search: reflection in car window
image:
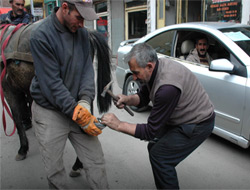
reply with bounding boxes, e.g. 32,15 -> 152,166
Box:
146,30 -> 175,56
220,27 -> 250,57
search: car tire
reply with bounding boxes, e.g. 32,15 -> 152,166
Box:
123,75 -> 149,112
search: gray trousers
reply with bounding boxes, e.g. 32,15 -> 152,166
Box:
32,101 -> 109,189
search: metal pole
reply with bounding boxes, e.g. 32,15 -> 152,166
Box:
30,0 -> 35,21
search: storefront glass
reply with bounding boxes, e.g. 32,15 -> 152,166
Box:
206,0 -> 242,23
95,1 -> 108,40
95,2 -> 107,13
97,16 -> 108,40
128,10 -> 147,39
125,0 -> 147,8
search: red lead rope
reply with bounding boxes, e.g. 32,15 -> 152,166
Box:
0,23 -> 25,136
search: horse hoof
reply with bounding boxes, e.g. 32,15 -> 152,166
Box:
15,154 -> 26,161
69,169 -> 81,177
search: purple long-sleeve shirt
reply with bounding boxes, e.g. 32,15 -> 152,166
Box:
134,61 -> 181,141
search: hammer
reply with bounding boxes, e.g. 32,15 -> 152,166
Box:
101,81 -> 134,116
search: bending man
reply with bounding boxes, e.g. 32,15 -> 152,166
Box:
102,43 -> 215,189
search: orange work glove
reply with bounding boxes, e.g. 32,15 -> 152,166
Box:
72,104 -> 102,136
72,104 -> 92,127
82,116 -> 102,136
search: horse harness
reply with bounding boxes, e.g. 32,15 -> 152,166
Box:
0,23 -> 27,136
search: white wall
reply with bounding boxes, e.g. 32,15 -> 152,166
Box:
150,0 -> 156,33
242,0 -> 250,24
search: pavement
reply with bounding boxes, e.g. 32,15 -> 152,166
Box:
0,59 -> 156,190
1,119 -> 155,190
2,58 -> 250,190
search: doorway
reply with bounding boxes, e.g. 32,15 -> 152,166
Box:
125,2 -> 147,40
127,10 -> 147,39
176,0 -> 202,23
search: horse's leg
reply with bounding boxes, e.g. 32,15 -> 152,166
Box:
21,93 -> 32,130
6,61 -> 34,131
2,77 -> 29,161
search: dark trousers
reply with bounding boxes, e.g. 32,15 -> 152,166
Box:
148,117 -> 214,189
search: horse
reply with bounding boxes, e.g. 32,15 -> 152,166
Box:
0,22 -> 112,168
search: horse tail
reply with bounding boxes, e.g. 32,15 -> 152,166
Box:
88,30 -> 112,113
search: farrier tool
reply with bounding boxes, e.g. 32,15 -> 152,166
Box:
95,118 -> 106,130
101,81 -> 134,116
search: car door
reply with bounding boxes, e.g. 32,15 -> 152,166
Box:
175,31 -> 247,137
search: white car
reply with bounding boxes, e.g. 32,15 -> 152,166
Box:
115,22 -> 250,149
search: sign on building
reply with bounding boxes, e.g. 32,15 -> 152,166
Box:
206,0 -> 242,22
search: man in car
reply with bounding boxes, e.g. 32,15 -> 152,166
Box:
101,43 -> 215,189
0,0 -> 31,24
186,35 -> 213,65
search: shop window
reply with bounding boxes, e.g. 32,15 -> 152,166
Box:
96,2 -> 107,13
206,0 -> 242,22
97,16 -> 108,40
125,0 -> 147,8
45,2 -> 56,16
128,10 -> 147,39
95,2 -> 108,40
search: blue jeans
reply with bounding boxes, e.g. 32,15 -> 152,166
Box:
148,116 -> 215,189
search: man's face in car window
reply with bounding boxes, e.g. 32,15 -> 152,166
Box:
196,38 -> 209,56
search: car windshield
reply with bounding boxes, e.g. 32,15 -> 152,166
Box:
220,27 -> 250,57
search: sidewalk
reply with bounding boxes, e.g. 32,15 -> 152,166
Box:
0,65 -> 155,189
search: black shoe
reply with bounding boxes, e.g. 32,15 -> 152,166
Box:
69,169 -> 81,177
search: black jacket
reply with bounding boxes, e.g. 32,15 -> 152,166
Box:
30,8 -> 95,118
0,10 -> 31,24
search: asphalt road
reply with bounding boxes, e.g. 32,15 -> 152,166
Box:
1,64 -> 250,189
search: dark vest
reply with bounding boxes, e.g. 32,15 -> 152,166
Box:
149,58 -> 214,125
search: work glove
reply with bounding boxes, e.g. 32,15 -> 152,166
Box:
72,100 -> 102,136
82,116 -> 102,136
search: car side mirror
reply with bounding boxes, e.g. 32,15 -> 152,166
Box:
209,59 -> 234,74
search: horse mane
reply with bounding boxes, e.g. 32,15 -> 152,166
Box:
88,30 -> 112,113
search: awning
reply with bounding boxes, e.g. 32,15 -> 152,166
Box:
0,8 -> 12,15
25,0 -> 44,6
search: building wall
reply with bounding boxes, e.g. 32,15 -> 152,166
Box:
149,0 -> 156,33
165,1 -> 176,26
110,0 -> 124,56
1,0 -> 10,7
242,0 -> 250,24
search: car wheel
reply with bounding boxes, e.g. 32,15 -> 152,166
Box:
123,75 -> 148,112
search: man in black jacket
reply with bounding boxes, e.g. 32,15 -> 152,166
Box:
30,1 -> 109,189
0,0 -> 31,24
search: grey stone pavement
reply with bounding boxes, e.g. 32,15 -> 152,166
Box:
0,59 -> 156,190
1,58 -> 250,190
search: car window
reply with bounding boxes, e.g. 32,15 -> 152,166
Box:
175,31 -> 215,67
146,30 -> 176,56
220,27 -> 250,57
175,30 -> 246,77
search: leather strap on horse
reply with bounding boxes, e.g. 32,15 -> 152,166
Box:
0,23 -> 25,136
